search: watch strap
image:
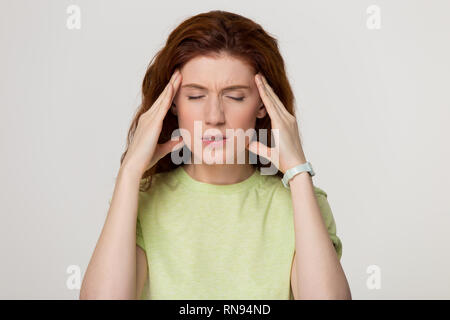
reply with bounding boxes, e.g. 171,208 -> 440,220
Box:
282,161 -> 315,188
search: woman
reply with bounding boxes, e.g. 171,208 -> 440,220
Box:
80,10 -> 351,300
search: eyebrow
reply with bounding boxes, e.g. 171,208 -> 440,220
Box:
181,83 -> 251,92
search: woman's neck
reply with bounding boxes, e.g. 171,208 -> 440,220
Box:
182,163 -> 256,185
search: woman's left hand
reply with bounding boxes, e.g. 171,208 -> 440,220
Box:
247,73 -> 307,174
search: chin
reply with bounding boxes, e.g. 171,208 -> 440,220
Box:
189,146 -> 247,165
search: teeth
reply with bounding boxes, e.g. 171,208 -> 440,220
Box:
204,137 -> 223,141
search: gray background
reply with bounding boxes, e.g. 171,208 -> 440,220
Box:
1,0 -> 449,299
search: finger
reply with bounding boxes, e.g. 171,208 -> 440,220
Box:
155,70 -> 180,111
157,71 -> 182,116
260,75 -> 289,118
141,72 -> 178,119
247,140 -> 273,162
255,74 -> 280,120
154,135 -> 184,162
256,73 -> 280,119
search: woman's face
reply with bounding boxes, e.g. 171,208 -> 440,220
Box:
172,54 -> 267,165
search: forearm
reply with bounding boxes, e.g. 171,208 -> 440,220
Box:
290,172 -> 351,299
80,165 -> 142,299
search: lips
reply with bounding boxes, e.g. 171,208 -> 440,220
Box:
202,134 -> 227,141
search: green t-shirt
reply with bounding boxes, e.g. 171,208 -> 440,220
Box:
135,166 -> 342,300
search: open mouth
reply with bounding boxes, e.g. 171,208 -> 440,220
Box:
202,135 -> 227,146
202,136 -> 226,141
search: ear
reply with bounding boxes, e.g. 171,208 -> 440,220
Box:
256,104 -> 267,119
170,103 -> 177,116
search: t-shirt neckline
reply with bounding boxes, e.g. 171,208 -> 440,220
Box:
174,165 -> 260,194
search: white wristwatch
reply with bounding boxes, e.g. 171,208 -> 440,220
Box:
282,161 -> 315,188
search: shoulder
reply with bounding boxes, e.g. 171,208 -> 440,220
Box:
137,169 -> 180,206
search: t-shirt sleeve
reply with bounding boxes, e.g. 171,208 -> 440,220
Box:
314,186 -> 343,260
136,214 -> 146,252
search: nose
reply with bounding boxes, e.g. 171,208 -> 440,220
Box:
204,97 -> 225,125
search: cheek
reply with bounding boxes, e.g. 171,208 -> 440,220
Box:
227,107 -> 258,131
175,107 -> 200,149
176,101 -> 258,132
176,103 -> 198,126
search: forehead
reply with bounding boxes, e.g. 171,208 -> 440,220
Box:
180,54 -> 254,89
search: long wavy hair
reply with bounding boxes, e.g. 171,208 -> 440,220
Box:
120,10 -> 296,192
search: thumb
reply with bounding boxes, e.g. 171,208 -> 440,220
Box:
156,136 -> 184,160
247,140 -> 272,161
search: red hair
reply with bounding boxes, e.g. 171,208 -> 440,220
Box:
120,10 -> 296,191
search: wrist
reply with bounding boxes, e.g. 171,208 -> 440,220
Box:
288,171 -> 314,198
282,161 -> 315,188
119,163 -> 144,182
290,170 -> 311,184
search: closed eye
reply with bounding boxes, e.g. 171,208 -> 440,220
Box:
188,96 -> 204,100
188,96 -> 245,101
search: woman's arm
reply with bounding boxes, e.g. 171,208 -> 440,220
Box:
80,166 -> 145,299
80,69 -> 182,299
251,73 -> 351,299
289,172 -> 351,299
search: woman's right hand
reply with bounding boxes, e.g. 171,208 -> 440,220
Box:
121,69 -> 184,177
